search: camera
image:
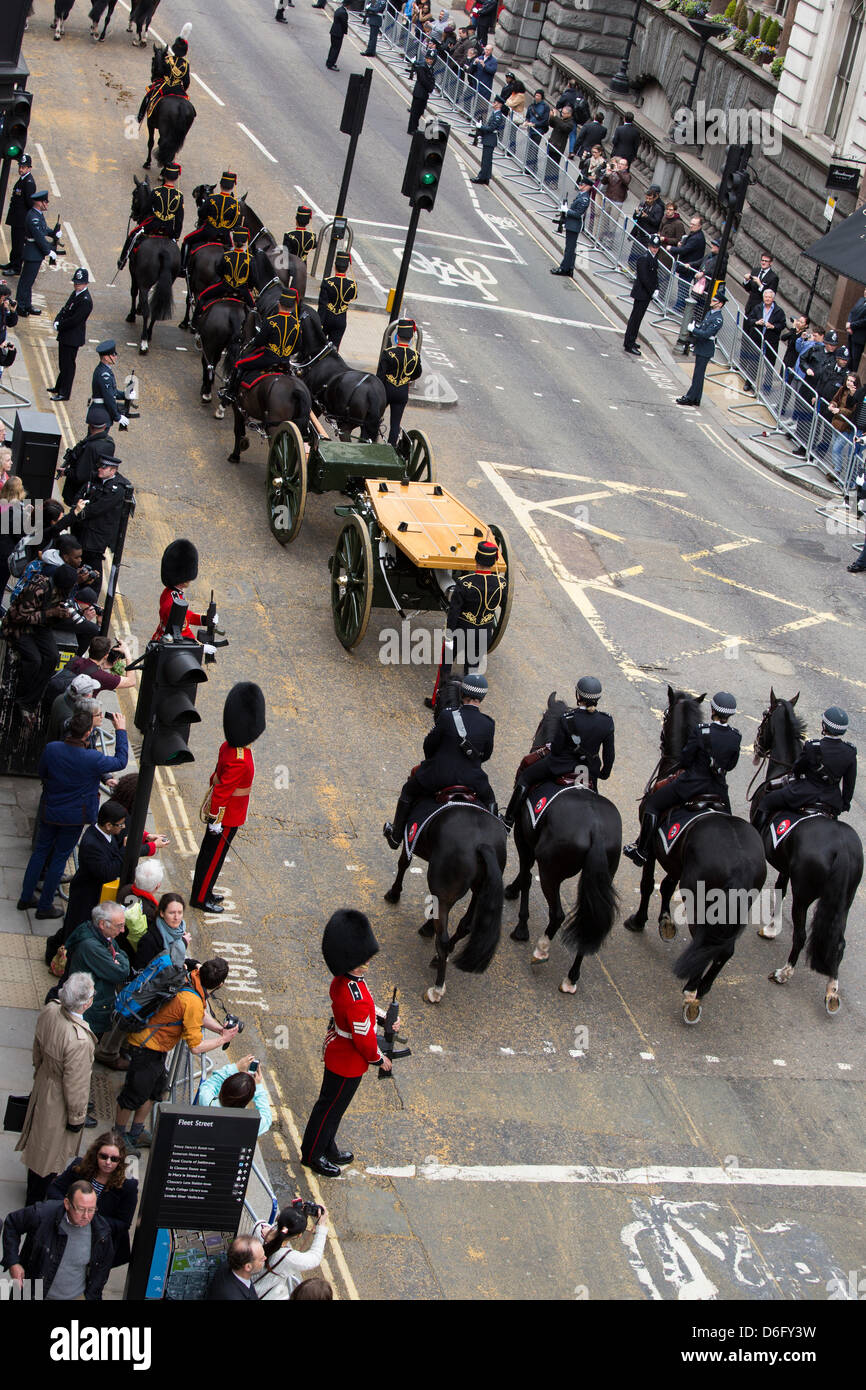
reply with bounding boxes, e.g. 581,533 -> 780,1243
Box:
221,1011 -> 244,1049
292,1197 -> 323,1221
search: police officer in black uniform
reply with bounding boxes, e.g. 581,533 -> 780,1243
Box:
429,538 -> 505,708
71,456 -> 133,590
182,173 -> 241,266
624,692 -> 741,865
501,675 -> 615,830
282,206 -> 317,263
377,319 -> 422,445
317,250 -> 357,350
384,670 -> 496,848
2,153 -> 36,275
16,192 -> 63,317
87,341 -> 131,429
49,268 -> 93,402
756,707 -> 857,829
58,411 -> 116,506
407,50 -> 437,134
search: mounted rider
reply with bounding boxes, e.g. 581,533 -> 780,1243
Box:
283,205 -> 317,263
117,163 -> 184,271
194,227 -> 256,322
182,172 -> 242,267
220,287 -> 301,404
384,671 -> 496,849
501,676 -> 615,830
428,538 -> 505,710
624,692 -> 741,865
137,28 -> 191,123
755,707 -> 856,830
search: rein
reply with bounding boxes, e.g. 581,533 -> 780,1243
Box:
293,340 -> 335,372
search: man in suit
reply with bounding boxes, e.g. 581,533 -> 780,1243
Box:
573,109 -> 607,159
326,2 -> 348,70
55,799 -> 128,951
675,289 -> 726,406
845,293 -> 866,372
49,269 -> 93,403
2,153 -> 36,275
741,287 -> 786,393
742,253 -> 779,317
672,214 -> 706,310
551,178 -> 593,276
523,90 -> 550,172
623,235 -> 660,355
610,112 -> 640,165
471,96 -> 506,185
207,1236 -> 265,1299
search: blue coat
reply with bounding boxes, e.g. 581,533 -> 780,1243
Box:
38,732 -> 129,826
478,109 -> 505,147
23,208 -> 56,263
90,361 -> 123,422
564,190 -> 591,232
690,308 -> 723,361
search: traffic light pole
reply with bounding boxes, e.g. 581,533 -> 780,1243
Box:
322,69 -> 372,282
119,747 -> 157,891
390,200 -> 422,325
100,483 -> 135,638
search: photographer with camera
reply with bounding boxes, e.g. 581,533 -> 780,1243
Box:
70,454 -> 133,592
251,1200 -> 330,1299
197,1054 -> 273,1136
1,564 -> 89,721
0,280 -> 19,358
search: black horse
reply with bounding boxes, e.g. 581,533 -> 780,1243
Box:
89,0 -> 119,41
295,307 -> 386,441
129,0 -> 161,46
179,192 -> 307,331
505,693 -> 621,994
126,177 -> 181,353
750,690 -> 862,1014
142,45 -> 196,170
623,687 -> 766,1024
194,252 -> 274,414
242,203 -> 308,303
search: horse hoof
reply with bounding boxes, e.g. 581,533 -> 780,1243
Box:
559,977 -> 578,994
139,342 -> 148,355
214,406 -> 225,420
509,923 -> 529,943
658,915 -> 677,942
239,437 -> 250,452
383,888 -> 400,904
125,313 -> 136,324
503,881 -> 520,901
193,335 -> 202,351
178,321 -> 189,331
757,923 -> 782,939
682,997 -> 702,1025
425,986 -> 445,1004
532,936 -> 550,962
769,966 -> 794,985
417,920 -> 435,938
623,915 -> 645,934
825,988 -> 841,1016
227,454 -> 240,464
201,394 -> 211,404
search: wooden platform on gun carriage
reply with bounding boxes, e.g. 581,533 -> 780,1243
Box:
365,480 -> 506,572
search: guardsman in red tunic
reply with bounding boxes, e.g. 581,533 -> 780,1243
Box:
301,910 -> 397,1178
152,539 -> 205,643
190,682 -> 266,913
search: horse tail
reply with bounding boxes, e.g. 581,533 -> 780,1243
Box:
149,245 -> 174,321
155,100 -> 195,167
807,840 -> 855,977
455,842 -> 503,974
673,870 -> 748,981
561,824 -> 619,956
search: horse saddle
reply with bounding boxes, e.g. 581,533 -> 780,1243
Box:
769,806 -> 836,849
434,785 -> 478,805
527,778 -> 593,830
516,743 -> 551,779
405,793 -> 493,859
658,801 -> 727,852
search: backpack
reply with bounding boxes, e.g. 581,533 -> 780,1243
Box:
7,532 -> 35,578
42,665 -> 77,705
112,951 -> 191,1034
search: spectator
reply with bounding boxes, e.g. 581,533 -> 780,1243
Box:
781,314 -> 810,377
0,475 -> 30,605
523,89 -> 550,172
630,185 -> 663,262
579,142 -> 606,185
197,1054 -> 272,1136
207,1236 -> 265,1300
325,1 -> 348,71
658,201 -> 685,265
291,1276 -> 334,1300
44,672 -> 101,744
546,104 -> 574,173
451,25 -> 475,64
58,415 -> 115,508
429,6 -> 450,40
70,455 -> 131,591
0,279 -> 19,348
118,855 -> 165,961
845,292 -> 866,372
114,957 -> 238,1155
610,111 -> 640,165
498,70 -> 523,104
17,708 -> 129,919
829,372 -> 866,472
459,45 -> 480,108
790,326 -> 828,455
2,1180 -> 114,1301
6,499 -> 67,593
504,80 -> 526,122
150,890 -> 193,967
15,973 -> 96,1204
1,562 -> 82,720
572,109 -> 607,160
742,253 -> 779,317
59,798 -> 128,941
68,633 -> 137,692
471,44 -> 497,102
64,902 -> 131,1038
672,214 -> 706,310
46,1129 -> 138,1267
741,287 -> 786,394
36,532 -> 101,651
252,1203 -> 330,1299
599,156 -> 631,206
471,0 -> 497,46
438,23 -> 457,56
0,446 -> 12,490
701,237 -> 724,283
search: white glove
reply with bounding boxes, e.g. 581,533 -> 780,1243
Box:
688,321 -> 696,333
202,643 -> 216,657
53,321 -> 59,332
207,819 -> 223,834
48,252 -> 57,266
212,613 -> 219,625
118,414 -> 130,428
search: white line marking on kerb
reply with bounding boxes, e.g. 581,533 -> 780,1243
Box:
366,1159 -> 866,1189
398,294 -> 619,328
62,224 -> 91,279
237,124 -> 277,163
193,74 -> 225,107
35,144 -> 60,198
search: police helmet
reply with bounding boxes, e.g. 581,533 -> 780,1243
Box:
822,706 -> 848,734
461,672 -> 488,701
72,268 -> 89,285
18,153 -> 32,168
576,675 -> 602,704
711,691 -> 737,718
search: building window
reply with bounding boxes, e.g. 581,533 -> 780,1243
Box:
824,2 -> 865,141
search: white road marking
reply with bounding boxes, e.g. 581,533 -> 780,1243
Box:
640,1051 -> 655,1061
705,1055 -> 719,1063
62,223 -> 91,279
35,144 -> 60,197
773,1058 -> 787,1067
368,1158 -> 866,1189
295,183 -> 385,299
283,860 -> 296,867
237,123 -> 278,163
837,1063 -> 852,1071
390,293 -> 619,328
349,217 -> 513,249
193,74 -> 225,107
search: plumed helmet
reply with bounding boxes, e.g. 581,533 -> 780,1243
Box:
160,538 -> 199,588
223,682 -> 267,747
576,675 -> 602,703
822,706 -> 848,734
322,909 -> 380,976
475,538 -> 498,568
295,205 -> 313,226
172,36 -> 189,55
711,691 -> 737,717
461,671 -> 488,700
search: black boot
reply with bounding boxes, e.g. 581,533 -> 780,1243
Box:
384,794 -> 413,850
219,367 -> 240,405
624,812 -> 657,866
500,782 -> 526,832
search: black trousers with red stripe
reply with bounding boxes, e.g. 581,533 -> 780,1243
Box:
191,824 -> 237,906
301,1067 -> 363,1164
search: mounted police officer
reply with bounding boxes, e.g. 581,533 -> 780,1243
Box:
377,319 -> 423,446
2,153 -> 36,276
429,537 -> 505,708
624,692 -> 741,865
501,676 -> 615,830
471,95 -> 506,185
220,287 -> 300,404
137,30 -> 191,122
182,172 -> 241,267
282,206 -> 317,264
194,227 -> 256,323
756,707 -> 857,829
317,250 -> 357,350
50,268 -> 93,402
86,341 -> 131,430
384,671 -> 496,849
117,163 -> 184,271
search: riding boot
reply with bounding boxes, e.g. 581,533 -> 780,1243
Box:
624,812 -> 657,866
383,794 -> 414,850
500,782 -> 527,832
219,365 -> 241,405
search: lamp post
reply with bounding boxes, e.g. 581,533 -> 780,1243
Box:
609,0 -> 642,96
682,17 -> 721,113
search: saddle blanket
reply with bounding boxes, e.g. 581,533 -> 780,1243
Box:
527,780 -> 593,830
658,805 -> 721,853
405,797 -> 497,861
769,809 -> 823,849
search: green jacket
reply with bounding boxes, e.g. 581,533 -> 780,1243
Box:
64,921 -> 131,1035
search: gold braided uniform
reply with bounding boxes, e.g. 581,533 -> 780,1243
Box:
379,343 -> 422,388
162,52 -> 189,93
283,227 -> 317,262
220,247 -> 252,290
319,274 -> 358,316
149,186 -> 184,237
204,191 -> 241,232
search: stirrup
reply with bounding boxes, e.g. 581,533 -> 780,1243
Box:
382,822 -> 401,850
623,842 -> 646,865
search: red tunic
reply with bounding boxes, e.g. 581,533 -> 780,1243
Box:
207,743 -> 255,828
323,975 -> 383,1078
152,586 -> 204,642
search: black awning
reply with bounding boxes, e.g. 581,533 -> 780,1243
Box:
803,203 -> 866,284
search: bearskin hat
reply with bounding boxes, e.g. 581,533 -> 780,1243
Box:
322,909 -> 380,977
223,682 -> 266,748
160,538 -> 199,588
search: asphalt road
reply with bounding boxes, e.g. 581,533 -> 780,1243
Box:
9,1 -> 866,1302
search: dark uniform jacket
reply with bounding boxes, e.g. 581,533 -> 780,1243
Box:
5,169 -> 36,228
416,703 -> 496,799
249,309 -> 300,363
23,208 -> 58,263
62,826 -> 125,932
446,569 -> 504,629
331,5 -> 349,37
148,185 -> 184,238
318,273 -> 358,318
478,108 -> 505,147
690,308 -> 724,361
158,50 -> 190,94
631,252 -> 659,303
283,227 -> 317,262
548,707 -> 615,783
1,1200 -> 114,1300
72,471 -> 131,555
789,737 -> 857,812
377,343 -> 423,390
61,433 -> 115,505
200,191 -> 241,233
218,247 -> 252,289
564,189 -> 591,232
675,721 -> 741,797
90,362 -> 124,423
411,61 -> 436,101
610,122 -> 640,163
54,288 -> 93,347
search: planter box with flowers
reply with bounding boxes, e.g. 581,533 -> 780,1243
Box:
659,0 -> 784,79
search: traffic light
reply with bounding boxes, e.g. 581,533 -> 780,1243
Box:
402,121 -> 450,212
718,143 -> 750,215
139,642 -> 207,766
1,90 -> 32,161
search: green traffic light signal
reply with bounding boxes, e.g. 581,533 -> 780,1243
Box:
1,92 -> 33,162
421,171 -> 437,186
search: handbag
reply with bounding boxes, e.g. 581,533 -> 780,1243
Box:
4,1093 -> 30,1132
49,944 -> 67,978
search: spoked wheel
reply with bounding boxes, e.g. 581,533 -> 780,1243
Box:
266,421 -> 307,545
486,522 -> 514,654
402,428 -> 436,482
331,514 -> 374,650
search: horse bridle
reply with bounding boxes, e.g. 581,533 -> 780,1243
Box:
292,340 -> 336,373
